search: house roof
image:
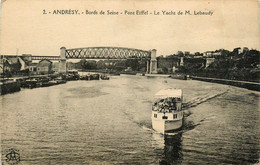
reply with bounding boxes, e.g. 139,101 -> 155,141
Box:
37,59 -> 52,67
6,57 -> 19,64
19,57 -> 31,65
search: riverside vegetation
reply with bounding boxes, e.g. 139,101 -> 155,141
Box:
176,49 -> 260,83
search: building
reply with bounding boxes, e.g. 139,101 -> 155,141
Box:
0,59 -> 12,74
36,59 -> 53,74
203,51 -> 222,57
0,57 -> 22,74
28,63 -> 38,75
0,56 -> 33,76
52,62 -> 60,73
21,54 -> 32,62
17,57 -> 29,71
243,47 -> 249,53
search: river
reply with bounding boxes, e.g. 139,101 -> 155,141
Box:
1,75 -> 259,164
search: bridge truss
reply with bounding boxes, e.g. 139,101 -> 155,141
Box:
65,47 -> 151,59
31,56 -> 60,60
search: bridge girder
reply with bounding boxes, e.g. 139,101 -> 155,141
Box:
65,47 -> 151,59
31,56 -> 60,60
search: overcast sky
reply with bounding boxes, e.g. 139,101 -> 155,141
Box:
0,0 -> 259,56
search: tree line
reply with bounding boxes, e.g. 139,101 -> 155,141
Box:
176,49 -> 260,82
69,59 -> 147,73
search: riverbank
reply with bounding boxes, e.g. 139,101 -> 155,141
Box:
191,76 -> 260,91
145,74 -> 170,77
2,72 -> 259,95
0,72 -> 112,95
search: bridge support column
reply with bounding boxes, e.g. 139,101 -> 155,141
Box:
149,49 -> 157,74
146,60 -> 150,74
59,47 -> 67,74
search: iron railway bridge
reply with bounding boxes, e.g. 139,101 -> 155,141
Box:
65,47 -> 151,59
1,47 -> 158,73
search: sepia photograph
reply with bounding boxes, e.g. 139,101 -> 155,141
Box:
0,0 -> 259,164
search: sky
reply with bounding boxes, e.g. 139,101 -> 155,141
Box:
0,0 -> 259,56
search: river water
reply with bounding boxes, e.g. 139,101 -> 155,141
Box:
1,75 -> 259,165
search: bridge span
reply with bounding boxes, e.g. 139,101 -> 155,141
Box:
59,47 -> 157,74
1,46 -> 158,74
65,47 -> 151,59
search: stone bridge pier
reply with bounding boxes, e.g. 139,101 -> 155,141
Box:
147,49 -> 157,74
59,47 -> 67,74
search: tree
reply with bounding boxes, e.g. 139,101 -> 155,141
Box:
85,60 -> 97,69
96,60 -> 106,69
177,51 -> 184,57
162,67 -> 168,74
79,59 -> 87,69
125,59 -> 139,71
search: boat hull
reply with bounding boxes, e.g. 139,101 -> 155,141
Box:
152,118 -> 183,134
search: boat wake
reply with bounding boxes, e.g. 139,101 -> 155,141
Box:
183,90 -> 228,110
123,89 -> 228,135
141,125 -> 154,132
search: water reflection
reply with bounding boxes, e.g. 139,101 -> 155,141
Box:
159,133 -> 183,165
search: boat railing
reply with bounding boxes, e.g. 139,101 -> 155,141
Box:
152,107 -> 182,113
152,101 -> 182,112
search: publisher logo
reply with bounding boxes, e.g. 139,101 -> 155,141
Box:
5,148 -> 20,165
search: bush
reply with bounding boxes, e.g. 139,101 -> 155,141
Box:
162,67 -> 168,74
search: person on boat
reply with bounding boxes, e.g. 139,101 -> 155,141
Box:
176,102 -> 181,111
153,102 -> 159,111
158,101 -> 166,112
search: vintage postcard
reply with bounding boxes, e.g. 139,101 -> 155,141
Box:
0,0 -> 259,164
